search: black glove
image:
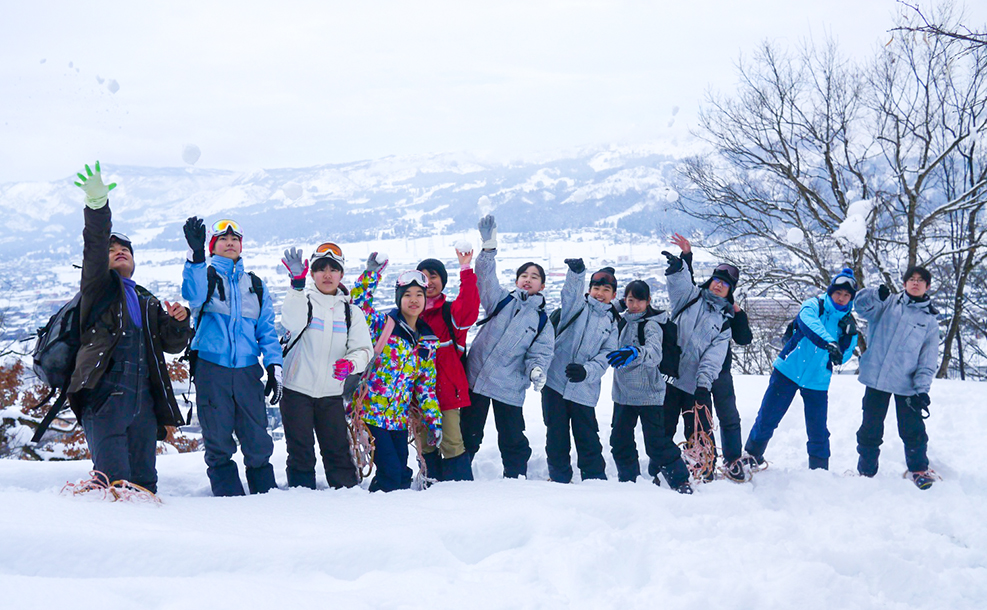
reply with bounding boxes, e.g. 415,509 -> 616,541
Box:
265,364 -> 283,405
693,386 -> 712,407
825,342 -> 843,366
661,250 -> 683,275
564,258 -> 585,274
565,363 -> 587,383
878,285 -> 890,301
838,313 -> 858,337
184,216 -> 206,263
906,393 -> 931,419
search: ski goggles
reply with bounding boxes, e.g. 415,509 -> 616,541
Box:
712,263 -> 740,286
396,269 -> 429,289
211,219 -> 243,238
311,241 -> 345,265
831,275 -> 858,292
109,232 -> 131,244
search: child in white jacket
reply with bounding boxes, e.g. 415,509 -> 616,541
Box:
279,242 -> 373,489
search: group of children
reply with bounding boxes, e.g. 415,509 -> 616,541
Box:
70,163 -> 942,495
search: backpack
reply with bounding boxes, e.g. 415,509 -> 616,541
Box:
29,288 -> 116,443
631,305 -> 682,379
280,286 -> 353,358
782,297 -> 825,344
183,266 -> 265,380
475,293 -> 549,348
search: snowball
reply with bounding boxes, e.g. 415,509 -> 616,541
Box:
834,215 -> 867,248
182,144 -> 201,165
375,252 -> 389,266
106,79 -> 119,94
455,239 -> 473,254
786,227 -> 805,244
95,75 -> 104,84
282,183 -> 303,200
477,195 -> 493,216
846,199 -> 873,219
39,58 -> 46,64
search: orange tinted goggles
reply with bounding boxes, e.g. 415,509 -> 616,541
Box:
211,219 -> 243,237
311,242 -> 345,266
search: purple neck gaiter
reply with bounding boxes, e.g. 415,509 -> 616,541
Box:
121,277 -> 143,329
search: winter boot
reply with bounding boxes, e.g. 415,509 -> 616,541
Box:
207,462 -> 246,497
441,452 -> 474,482
808,455 -> 829,470
661,458 -> 693,495
723,459 -> 747,483
245,464 -> 277,494
907,470 -> 936,490
286,468 -> 317,490
422,451 -> 443,482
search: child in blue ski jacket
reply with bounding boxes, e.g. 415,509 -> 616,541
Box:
744,268 -> 859,470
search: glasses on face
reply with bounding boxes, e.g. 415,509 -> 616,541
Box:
396,269 -> 429,289
311,241 -> 345,266
211,219 -> 243,238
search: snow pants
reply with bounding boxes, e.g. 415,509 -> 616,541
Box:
610,403 -> 684,482
419,408 -> 472,481
856,386 -> 930,475
195,360 -> 276,496
711,367 -> 743,463
745,369 -> 830,470
463,391 -> 532,478
541,387 -> 606,483
367,425 -> 412,492
280,388 -> 357,489
81,323 -> 158,492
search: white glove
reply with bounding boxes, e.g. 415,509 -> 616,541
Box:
74,161 -> 117,209
530,366 -> 546,392
478,215 -> 497,250
431,427 -> 443,448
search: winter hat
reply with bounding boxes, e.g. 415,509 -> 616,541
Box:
395,269 -> 429,307
416,258 -> 448,289
516,262 -> 546,285
827,267 -> 858,299
590,267 -> 618,291
903,265 -> 932,286
109,232 -> 133,256
208,219 -> 244,254
701,263 -> 740,298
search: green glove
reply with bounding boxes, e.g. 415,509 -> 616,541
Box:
74,161 -> 117,209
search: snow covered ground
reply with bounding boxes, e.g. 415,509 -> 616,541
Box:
1,374 -> 984,609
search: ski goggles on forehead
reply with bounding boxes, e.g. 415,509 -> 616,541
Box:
211,219 -> 243,237
713,263 -> 740,285
311,241 -> 345,263
396,269 -> 428,289
832,275 -> 858,291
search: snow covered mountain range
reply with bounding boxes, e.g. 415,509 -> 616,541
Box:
0,144 -> 701,260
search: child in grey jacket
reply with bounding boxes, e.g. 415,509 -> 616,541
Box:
607,280 -> 693,494
854,265 -> 940,489
542,259 -> 619,483
460,215 -> 555,478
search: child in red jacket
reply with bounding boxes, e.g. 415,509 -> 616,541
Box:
415,245 -> 480,481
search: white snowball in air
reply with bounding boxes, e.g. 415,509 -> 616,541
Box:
455,239 -> 473,253
182,144 -> 201,165
786,227 -> 805,244
283,183 -> 303,200
477,195 -> 493,216
375,252 -> 389,265
106,79 -> 120,94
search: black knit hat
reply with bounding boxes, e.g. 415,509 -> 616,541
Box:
590,267 -> 617,291
416,258 -> 448,289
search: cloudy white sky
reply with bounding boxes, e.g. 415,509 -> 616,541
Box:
2,1 -> 984,183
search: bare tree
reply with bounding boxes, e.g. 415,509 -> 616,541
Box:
893,1 -> 987,51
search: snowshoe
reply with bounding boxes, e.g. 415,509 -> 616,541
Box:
722,459 -> 750,483
905,470 -> 938,490
740,453 -> 766,472
672,481 -> 694,495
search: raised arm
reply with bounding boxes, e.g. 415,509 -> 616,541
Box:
559,259 -> 587,325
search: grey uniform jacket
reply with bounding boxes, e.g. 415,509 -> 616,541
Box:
467,249 -> 555,407
545,268 -> 620,406
665,265 -> 733,395
855,287 -> 940,396
611,310 -> 667,407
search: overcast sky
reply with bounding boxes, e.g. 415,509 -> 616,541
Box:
2,1 -> 983,184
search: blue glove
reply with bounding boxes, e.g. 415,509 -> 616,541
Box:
606,346 -> 639,368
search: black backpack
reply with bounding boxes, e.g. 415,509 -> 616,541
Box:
630,305 -> 683,379
782,297 -> 825,344
30,289 -> 115,443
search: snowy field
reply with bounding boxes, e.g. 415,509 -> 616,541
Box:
1,374 -> 985,610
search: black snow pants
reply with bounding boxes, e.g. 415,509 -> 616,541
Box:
280,388 -> 358,489
541,387 -> 606,483
856,386 -> 930,475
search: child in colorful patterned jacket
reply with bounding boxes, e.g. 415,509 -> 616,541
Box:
350,252 -> 442,492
